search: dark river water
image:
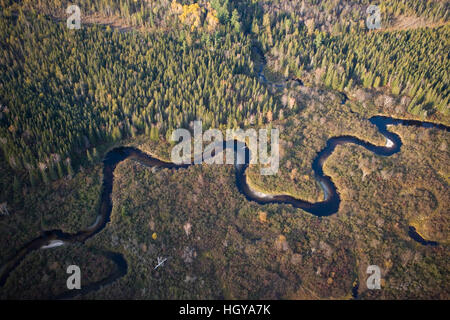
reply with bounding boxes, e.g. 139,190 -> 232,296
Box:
1,50 -> 449,298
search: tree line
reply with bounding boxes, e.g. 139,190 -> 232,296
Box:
0,5 -> 277,187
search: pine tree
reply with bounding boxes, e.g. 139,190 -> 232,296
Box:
49,164 -> 58,181
29,170 -> 38,187
67,160 -> 74,178
251,18 -> 259,34
41,169 -> 50,185
231,9 -> 241,33
13,176 -> 21,204
57,161 -> 65,179
150,126 -> 159,142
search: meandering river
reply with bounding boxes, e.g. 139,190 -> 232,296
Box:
1,52 -> 448,299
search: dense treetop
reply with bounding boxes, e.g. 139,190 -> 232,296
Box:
0,0 -> 448,189
0,4 -> 275,185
